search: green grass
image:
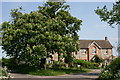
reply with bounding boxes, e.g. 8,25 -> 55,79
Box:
28,68 -> 89,76
29,69 -> 65,76
14,66 -> 89,76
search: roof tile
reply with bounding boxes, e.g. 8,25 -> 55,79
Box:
80,40 -> 113,49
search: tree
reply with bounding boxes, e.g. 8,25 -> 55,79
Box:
95,1 -> 120,27
1,2 -> 82,67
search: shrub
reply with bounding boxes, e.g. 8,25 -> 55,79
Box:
2,58 -> 18,70
73,59 -> 99,69
52,61 -> 66,69
90,55 -> 103,64
99,57 -> 120,80
1,66 -> 12,80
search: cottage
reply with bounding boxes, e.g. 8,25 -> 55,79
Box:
73,37 -> 113,61
51,37 -> 113,62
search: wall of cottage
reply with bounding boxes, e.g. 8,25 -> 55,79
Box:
89,44 -> 100,61
74,49 -> 88,60
77,44 -> 112,61
100,49 -> 112,59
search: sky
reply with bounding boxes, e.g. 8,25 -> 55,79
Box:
0,1 -> 118,58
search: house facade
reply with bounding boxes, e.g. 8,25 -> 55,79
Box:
73,37 -> 113,61
51,37 -> 113,61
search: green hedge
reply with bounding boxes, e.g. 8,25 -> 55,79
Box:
52,61 -> 66,69
99,57 -> 120,80
73,59 -> 99,69
2,58 -> 18,70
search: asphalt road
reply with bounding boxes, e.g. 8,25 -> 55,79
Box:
9,69 -> 101,80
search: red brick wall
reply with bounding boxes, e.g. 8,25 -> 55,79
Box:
78,43 -> 112,61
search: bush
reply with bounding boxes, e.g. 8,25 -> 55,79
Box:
73,59 -> 99,69
99,57 -> 120,80
90,55 -> 103,64
52,61 -> 66,69
1,66 -> 12,80
2,58 -> 18,70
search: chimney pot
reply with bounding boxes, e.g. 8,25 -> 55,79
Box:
105,37 -> 108,40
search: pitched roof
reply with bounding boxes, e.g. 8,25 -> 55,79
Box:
80,40 -> 113,49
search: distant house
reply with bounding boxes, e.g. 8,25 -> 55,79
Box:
73,37 -> 113,61
51,37 -> 113,62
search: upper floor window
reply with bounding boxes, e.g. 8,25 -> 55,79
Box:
82,50 -> 87,54
104,49 -> 108,54
92,49 -> 96,54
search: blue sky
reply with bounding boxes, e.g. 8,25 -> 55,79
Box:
0,2 -> 118,58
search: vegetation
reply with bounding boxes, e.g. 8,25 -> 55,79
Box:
1,1 -> 82,68
99,57 -> 120,80
95,1 -> 120,79
1,57 -> 96,76
90,55 -> 103,64
15,67 -> 88,76
1,59 -> 88,76
73,59 -> 99,69
95,1 -> 120,27
0,66 -> 11,80
52,61 -> 66,69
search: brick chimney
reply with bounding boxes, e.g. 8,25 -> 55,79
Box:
105,37 -> 108,41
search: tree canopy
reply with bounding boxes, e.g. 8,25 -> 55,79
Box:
95,1 -> 120,27
1,2 -> 82,66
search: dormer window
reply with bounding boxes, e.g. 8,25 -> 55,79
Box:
104,49 -> 108,54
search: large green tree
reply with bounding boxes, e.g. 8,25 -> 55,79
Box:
1,2 -> 82,67
95,1 -> 120,27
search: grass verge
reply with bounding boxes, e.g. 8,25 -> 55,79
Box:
29,68 -> 89,76
14,66 -> 89,76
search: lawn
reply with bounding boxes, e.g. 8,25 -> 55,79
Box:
14,66 -> 89,76
28,68 -> 89,76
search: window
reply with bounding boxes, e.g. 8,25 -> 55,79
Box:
82,50 -> 86,54
104,49 -> 108,54
92,49 -> 96,54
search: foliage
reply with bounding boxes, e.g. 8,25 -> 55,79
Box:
12,66 -> 88,76
64,54 -> 73,63
2,58 -> 18,70
99,57 -> 120,80
95,1 -> 120,27
90,55 -> 103,64
1,2 -> 82,67
73,59 -> 99,69
0,66 -> 11,80
52,61 -> 66,68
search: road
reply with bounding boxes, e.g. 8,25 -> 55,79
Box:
9,69 -> 101,80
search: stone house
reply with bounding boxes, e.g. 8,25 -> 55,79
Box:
51,37 -> 113,62
73,37 -> 113,61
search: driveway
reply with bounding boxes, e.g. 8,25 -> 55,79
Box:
10,69 -> 102,80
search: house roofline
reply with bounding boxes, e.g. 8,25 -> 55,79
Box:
88,41 -> 101,49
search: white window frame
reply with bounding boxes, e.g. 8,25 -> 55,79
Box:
104,49 -> 108,55
92,49 -> 96,54
82,50 -> 87,54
